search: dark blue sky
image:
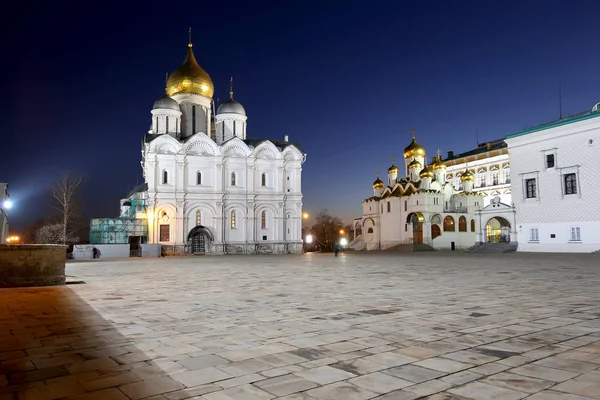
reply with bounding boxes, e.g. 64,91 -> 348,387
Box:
2,0 -> 600,232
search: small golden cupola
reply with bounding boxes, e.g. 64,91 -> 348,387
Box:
166,36 -> 214,98
461,169 -> 475,182
408,159 -> 422,170
419,164 -> 434,179
387,159 -> 399,185
372,177 -> 385,189
388,162 -> 399,174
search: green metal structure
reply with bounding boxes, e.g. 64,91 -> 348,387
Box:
90,198 -> 148,244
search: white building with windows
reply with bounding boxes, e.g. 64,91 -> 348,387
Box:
351,134 -> 517,251
506,103 -> 600,252
101,38 -> 305,255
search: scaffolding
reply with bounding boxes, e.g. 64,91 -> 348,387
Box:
90,198 -> 148,244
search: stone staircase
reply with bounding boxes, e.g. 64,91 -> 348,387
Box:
469,242 -> 518,253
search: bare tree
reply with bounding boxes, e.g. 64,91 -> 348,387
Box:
310,209 -> 344,251
35,223 -> 78,244
52,173 -> 83,245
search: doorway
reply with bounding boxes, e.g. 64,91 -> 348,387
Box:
486,217 -> 511,243
187,225 -> 214,255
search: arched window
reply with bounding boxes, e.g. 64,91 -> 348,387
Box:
192,105 -> 196,134
261,211 -> 266,229
459,216 -> 467,232
368,227 -> 374,233
196,211 -> 201,226
231,211 -> 236,229
432,224 -> 441,239
471,219 -> 476,232
231,172 -> 236,186
163,171 -> 168,184
261,173 -> 267,187
443,216 -> 455,231
197,171 -> 202,185
166,116 -> 169,132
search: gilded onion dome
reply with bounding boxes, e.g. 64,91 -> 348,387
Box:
433,156 -> 447,170
408,159 -> 422,169
403,137 -> 426,159
388,162 -> 399,174
419,164 -> 434,179
166,43 -> 214,98
373,177 -> 385,189
461,169 -> 475,182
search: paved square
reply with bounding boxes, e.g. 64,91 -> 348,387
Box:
1,252 -> 599,399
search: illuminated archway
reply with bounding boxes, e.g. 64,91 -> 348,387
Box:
485,217 -> 511,243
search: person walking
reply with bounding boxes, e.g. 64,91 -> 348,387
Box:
92,247 -> 98,259
333,243 -> 340,257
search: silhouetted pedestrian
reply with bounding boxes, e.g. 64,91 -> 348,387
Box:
333,243 -> 339,257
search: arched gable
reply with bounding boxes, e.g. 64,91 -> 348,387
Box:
363,217 -> 375,227
154,203 -> 177,219
253,141 -> 281,160
282,145 -> 303,161
185,202 -> 218,220
221,137 -> 251,158
184,133 -> 220,156
149,135 -> 181,154
255,202 -> 279,216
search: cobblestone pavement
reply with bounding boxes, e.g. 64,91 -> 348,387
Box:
1,251 -> 600,399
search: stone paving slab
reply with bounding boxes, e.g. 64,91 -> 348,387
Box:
0,251 -> 599,399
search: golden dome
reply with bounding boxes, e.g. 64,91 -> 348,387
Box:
419,164 -> 434,179
372,177 -> 384,189
404,138 -> 426,159
166,43 -> 214,98
433,156 -> 447,170
461,169 -> 475,182
388,163 -> 399,174
408,159 -> 422,170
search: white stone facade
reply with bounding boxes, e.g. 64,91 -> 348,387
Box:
506,107 -> 600,253
119,41 -> 306,255
352,138 -> 516,251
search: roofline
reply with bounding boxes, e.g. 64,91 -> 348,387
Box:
507,110 -> 600,139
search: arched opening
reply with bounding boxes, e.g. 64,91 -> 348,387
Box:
443,216 -> 455,231
197,171 -> 202,185
196,211 -> 201,226
432,224 -> 441,239
368,227 -> 374,233
162,171 -> 168,184
458,216 -> 467,232
486,217 -> 511,243
408,213 -> 423,244
261,173 -> 267,187
187,225 -> 214,254
231,211 -> 236,229
231,172 -> 236,186
354,222 -> 362,238
470,219 -> 475,232
261,211 -> 266,229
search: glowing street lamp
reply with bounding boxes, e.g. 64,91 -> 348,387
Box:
339,229 -> 345,235
305,234 -> 313,244
340,238 -> 348,247
6,236 -> 20,243
302,212 -> 309,220
2,199 -> 12,209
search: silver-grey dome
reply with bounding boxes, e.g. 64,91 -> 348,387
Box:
153,96 -> 181,111
217,99 -> 246,116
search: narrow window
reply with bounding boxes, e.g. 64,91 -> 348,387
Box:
196,211 -> 201,226
564,173 -> 577,195
166,116 -> 169,132
470,219 -> 475,232
155,117 -> 158,132
192,105 -> 196,134
262,173 -> 266,187
159,224 -> 170,241
570,227 -> 581,241
492,172 -> 498,186
231,172 -> 236,186
163,171 -> 168,184
530,228 -> 539,241
404,201 -> 407,212
261,211 -> 266,229
368,227 -> 374,233
197,171 -> 202,185
231,211 -> 236,229
458,216 -> 467,232
443,216 -> 455,232
525,178 -> 536,198
546,154 -> 555,168
233,121 -> 236,136
387,202 -> 391,212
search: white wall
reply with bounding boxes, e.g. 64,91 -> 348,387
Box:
73,244 -> 130,259
506,111 -> 600,253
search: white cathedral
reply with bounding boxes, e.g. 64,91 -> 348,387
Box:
101,38 -> 306,255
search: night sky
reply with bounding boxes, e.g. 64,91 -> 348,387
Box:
3,0 -> 600,233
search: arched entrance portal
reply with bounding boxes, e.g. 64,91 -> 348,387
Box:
187,226 -> 214,254
486,217 -> 511,243
407,213 -> 424,244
